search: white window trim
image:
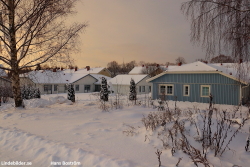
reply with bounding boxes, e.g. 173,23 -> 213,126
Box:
200,85 -> 211,97
159,84 -> 166,94
166,84 -> 174,95
183,85 -> 190,96
159,84 -> 174,95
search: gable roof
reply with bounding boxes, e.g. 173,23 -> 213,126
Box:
64,67 -> 108,75
147,61 -> 250,84
109,74 -> 149,85
20,70 -> 97,84
90,74 -> 111,85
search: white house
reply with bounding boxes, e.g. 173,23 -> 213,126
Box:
109,74 -> 151,95
20,69 -> 111,95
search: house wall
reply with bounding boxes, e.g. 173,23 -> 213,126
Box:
150,73 -> 241,105
97,69 -> 111,77
29,75 -> 98,95
20,77 -> 36,87
111,76 -> 152,95
73,75 -> 97,93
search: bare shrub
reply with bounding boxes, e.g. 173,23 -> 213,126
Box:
123,124 -> 138,136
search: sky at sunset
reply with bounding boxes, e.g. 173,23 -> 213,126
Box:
72,0 -> 206,68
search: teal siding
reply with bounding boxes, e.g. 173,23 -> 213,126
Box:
151,73 -> 241,105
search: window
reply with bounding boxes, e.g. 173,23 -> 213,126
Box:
95,85 -> 101,92
159,84 -> 174,95
54,85 -> 58,91
159,85 -> 166,94
183,85 -> 190,96
44,85 -> 52,94
139,86 -> 141,92
75,85 -> 79,91
149,86 -> 151,92
141,86 -> 145,92
201,85 -> 210,97
84,85 -> 91,92
166,85 -> 173,95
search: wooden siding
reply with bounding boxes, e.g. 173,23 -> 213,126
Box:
151,73 -> 241,105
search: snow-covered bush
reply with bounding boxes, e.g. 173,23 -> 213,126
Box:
21,86 -> 40,100
100,77 -> 108,102
67,84 -> 75,102
129,78 -> 136,104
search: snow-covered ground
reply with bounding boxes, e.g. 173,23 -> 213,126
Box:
0,93 -> 250,167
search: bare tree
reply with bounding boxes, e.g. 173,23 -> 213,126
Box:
181,0 -> 250,62
107,61 -> 120,77
175,57 -> 186,65
0,0 -> 86,107
210,54 -> 234,63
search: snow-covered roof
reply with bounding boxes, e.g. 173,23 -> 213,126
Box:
129,66 -> 176,74
147,61 -> 250,84
63,67 -> 106,74
0,64 -> 7,77
20,70 -> 97,84
90,74 -> 111,85
109,74 -> 148,85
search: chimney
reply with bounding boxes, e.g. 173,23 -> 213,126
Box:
142,64 -> 144,67
156,64 -> 159,67
53,68 -> 56,72
229,72 -> 232,75
178,62 -> 182,66
221,63 -> 223,65
75,67 -> 78,71
86,66 -> 90,71
61,67 -> 64,71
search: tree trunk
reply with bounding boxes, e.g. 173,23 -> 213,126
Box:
11,67 -> 22,107
8,0 -> 23,107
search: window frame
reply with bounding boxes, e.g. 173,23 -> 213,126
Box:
159,84 -> 166,94
166,84 -> 174,95
183,85 -> 190,96
159,84 -> 174,95
200,85 -> 211,97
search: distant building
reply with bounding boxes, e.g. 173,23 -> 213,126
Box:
109,74 -> 151,95
20,68 -> 111,94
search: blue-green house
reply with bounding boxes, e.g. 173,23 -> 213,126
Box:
147,61 -> 250,105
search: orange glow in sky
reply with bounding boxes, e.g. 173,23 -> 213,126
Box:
71,0 -> 205,68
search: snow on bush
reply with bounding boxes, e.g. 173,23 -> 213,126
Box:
24,96 -> 73,108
